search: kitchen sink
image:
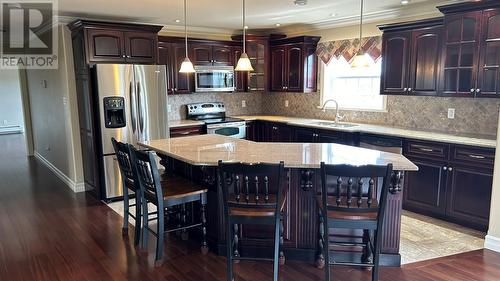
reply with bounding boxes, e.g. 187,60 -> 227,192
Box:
303,121 -> 358,128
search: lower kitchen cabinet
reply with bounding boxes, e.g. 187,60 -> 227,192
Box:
261,122 -> 292,142
170,125 -> 204,138
245,121 -> 258,141
293,126 -> 355,145
403,139 -> 494,230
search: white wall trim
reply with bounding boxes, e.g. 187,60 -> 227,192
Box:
485,235 -> 500,253
34,151 -> 86,193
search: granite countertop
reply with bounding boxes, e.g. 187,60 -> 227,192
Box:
139,134 -> 418,171
234,115 -> 497,149
169,119 -> 204,128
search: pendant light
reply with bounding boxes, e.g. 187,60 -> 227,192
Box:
235,0 -> 254,71
179,0 -> 195,73
350,0 -> 372,68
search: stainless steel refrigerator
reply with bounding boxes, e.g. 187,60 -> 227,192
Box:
95,64 -> 169,200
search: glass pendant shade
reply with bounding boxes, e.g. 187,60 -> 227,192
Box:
235,52 -> 253,71
179,57 -> 195,73
351,52 -> 372,68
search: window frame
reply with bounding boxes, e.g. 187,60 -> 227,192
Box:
319,59 -> 387,113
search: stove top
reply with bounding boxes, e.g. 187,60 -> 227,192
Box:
201,117 -> 244,125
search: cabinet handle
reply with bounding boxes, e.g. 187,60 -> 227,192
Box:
476,88 -> 481,94
443,166 -> 447,170
174,88 -> 178,91
448,167 -> 453,171
468,154 -> 486,159
403,88 -> 407,92
470,88 -> 475,93
122,55 -> 126,58
419,147 -> 434,152
408,88 -> 412,92
126,55 -> 130,58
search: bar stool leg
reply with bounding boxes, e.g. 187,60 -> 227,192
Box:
201,202 -> 208,255
233,224 -> 240,262
122,187 -> 129,236
273,217 -> 280,281
316,208 -> 325,269
133,193 -> 141,245
279,213 -> 285,265
226,219 -> 234,281
155,205 -> 165,266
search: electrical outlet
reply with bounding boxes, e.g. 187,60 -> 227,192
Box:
42,80 -> 47,88
285,100 -> 289,107
447,108 -> 455,119
167,104 -> 172,113
241,100 -> 246,108
2,120 -> 7,125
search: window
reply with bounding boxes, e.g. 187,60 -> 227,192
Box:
320,57 -> 386,112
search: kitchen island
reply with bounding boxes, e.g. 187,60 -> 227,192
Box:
139,134 -> 418,266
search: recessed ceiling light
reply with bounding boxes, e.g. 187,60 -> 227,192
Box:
294,0 -> 307,6
174,19 -> 181,23
244,25 -> 249,29
330,13 -> 337,17
275,23 -> 281,27
401,0 -> 410,5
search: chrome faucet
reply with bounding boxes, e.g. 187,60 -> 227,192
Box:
320,99 -> 345,123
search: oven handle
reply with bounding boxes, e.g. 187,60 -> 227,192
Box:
207,122 -> 246,129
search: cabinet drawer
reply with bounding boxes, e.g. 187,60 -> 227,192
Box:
170,126 -> 204,138
451,145 -> 495,167
404,140 -> 449,160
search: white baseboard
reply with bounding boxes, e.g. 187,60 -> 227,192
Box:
34,151 -> 86,193
485,235 -> 500,253
0,125 -> 23,135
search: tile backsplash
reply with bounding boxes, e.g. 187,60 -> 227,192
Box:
168,91 -> 264,120
168,90 -> 499,137
261,91 -> 500,137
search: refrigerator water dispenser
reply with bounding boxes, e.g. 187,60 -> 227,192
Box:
103,97 -> 126,128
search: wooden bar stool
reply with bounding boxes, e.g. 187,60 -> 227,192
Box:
129,145 -> 208,265
111,138 -> 142,245
218,160 -> 287,281
318,163 -> 393,281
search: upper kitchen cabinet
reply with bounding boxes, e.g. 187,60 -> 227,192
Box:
379,19 -> 443,96
157,39 -> 194,95
270,36 -> 320,93
437,1 -> 500,98
68,20 -> 162,65
191,43 -> 232,66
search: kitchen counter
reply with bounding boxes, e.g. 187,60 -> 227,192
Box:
139,134 -> 418,171
169,119 -> 204,128
234,115 -> 497,148
139,134 -> 417,266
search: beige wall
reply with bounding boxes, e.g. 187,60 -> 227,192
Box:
0,69 -> 24,131
26,25 -> 84,191
486,109 -> 500,252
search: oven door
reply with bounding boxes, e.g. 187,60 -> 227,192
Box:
207,122 -> 246,139
195,69 -> 235,92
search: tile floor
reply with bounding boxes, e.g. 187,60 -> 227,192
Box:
107,200 -> 485,264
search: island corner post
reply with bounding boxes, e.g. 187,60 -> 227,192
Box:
157,154 -> 406,267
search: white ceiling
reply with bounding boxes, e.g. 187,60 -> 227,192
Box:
57,0 -> 461,34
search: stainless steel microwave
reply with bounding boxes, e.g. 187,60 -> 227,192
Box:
194,66 -> 235,92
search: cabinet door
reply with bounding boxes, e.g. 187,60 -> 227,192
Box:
403,157 -> 448,216
477,9 -> 500,97
270,47 -> 286,91
233,47 -> 246,91
212,46 -> 232,65
287,45 -> 303,92
380,32 -> 411,95
124,32 -> 157,64
408,27 -> 442,95
277,125 -> 292,142
86,29 -> 125,63
172,43 -> 194,94
294,128 -> 317,143
303,45 -> 318,93
446,165 -> 492,230
440,11 -> 481,97
317,130 -> 344,144
157,42 -> 174,95
247,41 -> 267,91
245,121 -> 256,141
192,44 -> 213,65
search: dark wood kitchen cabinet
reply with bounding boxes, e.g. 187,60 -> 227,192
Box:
157,40 -> 194,95
293,126 -> 355,145
262,122 -> 292,142
379,19 -> 443,96
72,21 -> 161,64
191,44 -> 232,66
270,36 -> 320,93
437,1 -> 500,98
403,139 -> 494,230
244,121 -> 258,141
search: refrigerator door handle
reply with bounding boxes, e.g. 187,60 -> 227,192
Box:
137,81 -> 145,139
129,81 -> 137,135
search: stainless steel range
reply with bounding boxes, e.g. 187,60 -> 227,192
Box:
186,102 -> 246,139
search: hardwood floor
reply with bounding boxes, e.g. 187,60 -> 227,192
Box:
1,133 -> 499,281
